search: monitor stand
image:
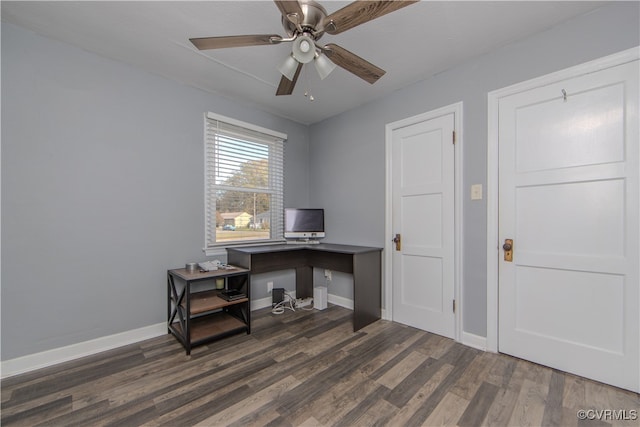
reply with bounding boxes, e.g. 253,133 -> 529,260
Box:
286,239 -> 321,245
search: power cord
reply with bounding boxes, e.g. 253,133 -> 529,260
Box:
271,291 -> 314,314
271,291 -> 296,315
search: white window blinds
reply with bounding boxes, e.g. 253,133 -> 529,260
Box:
204,113 -> 286,248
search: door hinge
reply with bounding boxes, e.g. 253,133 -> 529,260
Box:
452,130 -> 456,145
453,299 -> 456,313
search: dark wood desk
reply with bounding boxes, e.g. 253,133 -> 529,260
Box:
227,243 -> 382,331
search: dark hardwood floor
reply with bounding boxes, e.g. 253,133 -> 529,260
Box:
2,305 -> 639,426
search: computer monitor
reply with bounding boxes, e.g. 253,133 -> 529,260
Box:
284,208 -> 325,241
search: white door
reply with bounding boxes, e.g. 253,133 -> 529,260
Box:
498,60 -> 639,391
391,112 -> 455,338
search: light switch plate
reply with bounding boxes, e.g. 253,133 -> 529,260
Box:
471,184 -> 483,200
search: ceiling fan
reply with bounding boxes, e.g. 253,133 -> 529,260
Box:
189,0 -> 419,96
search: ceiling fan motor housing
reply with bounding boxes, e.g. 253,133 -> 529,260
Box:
282,0 -> 328,40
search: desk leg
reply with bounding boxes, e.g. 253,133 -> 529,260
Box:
295,265 -> 313,299
353,251 -> 382,331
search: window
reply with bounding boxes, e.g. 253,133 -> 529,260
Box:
204,113 -> 286,249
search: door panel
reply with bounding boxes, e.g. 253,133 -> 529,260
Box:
392,113 -> 455,338
516,179 -> 625,257
515,82 -> 625,172
498,60 -> 638,391
401,255 -> 443,312
400,129 -> 443,186
514,266 -> 624,353
403,194 -> 442,249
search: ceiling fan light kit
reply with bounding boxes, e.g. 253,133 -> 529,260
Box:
278,54 -> 300,81
314,51 -> 336,80
189,0 -> 418,96
291,34 -> 316,64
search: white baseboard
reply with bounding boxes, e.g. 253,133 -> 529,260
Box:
1,322 -> 167,379
3,292 -> 357,379
253,292 -> 355,311
461,331 -> 488,351
328,294 -> 354,310
250,296 -> 274,311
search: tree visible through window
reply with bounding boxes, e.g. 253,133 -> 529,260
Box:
205,113 -> 285,247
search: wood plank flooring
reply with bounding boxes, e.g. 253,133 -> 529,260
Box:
2,305 -> 639,426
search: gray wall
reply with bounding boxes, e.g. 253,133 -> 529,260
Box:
308,2 -> 640,336
1,22 -> 310,360
2,2 -> 638,361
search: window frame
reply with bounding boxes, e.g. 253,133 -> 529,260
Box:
203,112 -> 286,254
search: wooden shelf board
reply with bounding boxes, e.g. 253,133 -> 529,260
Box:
168,266 -> 250,281
190,313 -> 247,342
169,312 -> 247,344
188,290 -> 248,314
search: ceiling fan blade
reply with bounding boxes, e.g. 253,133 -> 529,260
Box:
276,62 -> 303,96
274,1 -> 304,24
323,0 -> 419,35
323,43 -> 385,84
190,34 -> 282,50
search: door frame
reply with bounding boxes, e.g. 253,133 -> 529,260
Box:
384,102 -> 464,343
486,46 -> 640,353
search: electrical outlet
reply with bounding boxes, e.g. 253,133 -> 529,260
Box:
267,281 -> 273,293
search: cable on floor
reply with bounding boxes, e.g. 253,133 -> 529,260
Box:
271,291 -> 296,315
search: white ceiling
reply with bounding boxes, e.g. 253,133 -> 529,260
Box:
2,1 -> 607,125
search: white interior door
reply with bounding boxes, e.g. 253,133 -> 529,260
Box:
498,60 -> 639,392
391,112 -> 455,338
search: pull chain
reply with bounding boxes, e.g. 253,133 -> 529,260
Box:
303,64 -> 314,102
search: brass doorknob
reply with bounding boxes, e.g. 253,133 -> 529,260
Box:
392,234 -> 401,251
